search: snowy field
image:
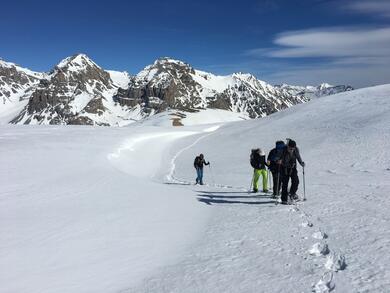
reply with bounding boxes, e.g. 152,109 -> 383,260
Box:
1,85 -> 390,292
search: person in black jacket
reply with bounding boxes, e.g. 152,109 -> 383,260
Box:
267,140 -> 285,197
279,139 -> 305,204
250,148 -> 268,193
194,154 -> 210,185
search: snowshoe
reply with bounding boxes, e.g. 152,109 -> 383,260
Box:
274,197 -> 282,205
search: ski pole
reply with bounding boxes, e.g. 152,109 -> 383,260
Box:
302,166 -> 306,201
249,169 -> 254,191
276,164 -> 281,198
268,168 -> 272,191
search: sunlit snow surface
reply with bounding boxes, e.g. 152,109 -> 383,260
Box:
1,85 -> 390,292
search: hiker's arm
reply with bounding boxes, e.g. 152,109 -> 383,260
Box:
266,151 -> 272,166
296,148 -> 305,167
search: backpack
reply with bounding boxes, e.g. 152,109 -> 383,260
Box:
194,156 -> 203,168
269,141 -> 285,162
250,149 -> 258,168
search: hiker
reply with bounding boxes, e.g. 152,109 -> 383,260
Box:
194,153 -> 210,185
250,148 -> 268,193
267,140 -> 285,197
279,139 -> 305,204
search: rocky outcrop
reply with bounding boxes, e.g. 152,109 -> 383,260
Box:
82,96 -> 106,115
114,58 -> 203,112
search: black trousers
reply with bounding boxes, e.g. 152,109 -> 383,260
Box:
281,167 -> 299,202
271,169 -> 282,196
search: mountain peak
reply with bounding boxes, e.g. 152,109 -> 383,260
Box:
55,53 -> 99,72
153,57 -> 188,67
136,57 -> 194,83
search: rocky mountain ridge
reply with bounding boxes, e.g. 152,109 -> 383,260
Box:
276,83 -> 353,99
0,54 -> 353,126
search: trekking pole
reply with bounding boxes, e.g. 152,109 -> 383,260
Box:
249,169 -> 254,192
302,166 -> 306,201
268,168 -> 272,191
276,164 -> 281,199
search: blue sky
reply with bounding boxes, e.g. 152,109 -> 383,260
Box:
1,0 -> 389,87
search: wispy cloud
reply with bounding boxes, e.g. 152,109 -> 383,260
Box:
264,63 -> 390,88
245,26 -> 390,87
346,0 -> 390,18
250,27 -> 390,59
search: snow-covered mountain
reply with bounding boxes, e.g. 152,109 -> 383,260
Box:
0,59 -> 47,123
0,54 -> 353,126
276,83 -> 353,99
11,54 -> 142,126
114,57 -> 308,119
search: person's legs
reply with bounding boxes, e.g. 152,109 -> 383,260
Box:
277,171 -> 282,195
261,169 -> 268,192
272,171 -> 278,195
196,168 -> 201,184
281,168 -> 290,202
199,168 -> 204,185
253,169 -> 260,192
289,168 -> 299,196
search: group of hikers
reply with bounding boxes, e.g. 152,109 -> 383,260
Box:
193,138 -> 305,205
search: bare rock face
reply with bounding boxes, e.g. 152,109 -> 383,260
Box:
82,96 -> 106,115
68,116 -> 95,126
114,58 -> 203,112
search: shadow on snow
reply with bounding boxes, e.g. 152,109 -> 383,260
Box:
197,192 -> 274,205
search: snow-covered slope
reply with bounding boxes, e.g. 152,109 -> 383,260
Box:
107,70 -> 131,89
167,84 -> 390,292
1,84 -> 389,292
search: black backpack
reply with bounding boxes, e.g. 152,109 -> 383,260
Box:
250,149 -> 258,168
194,156 -> 202,168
